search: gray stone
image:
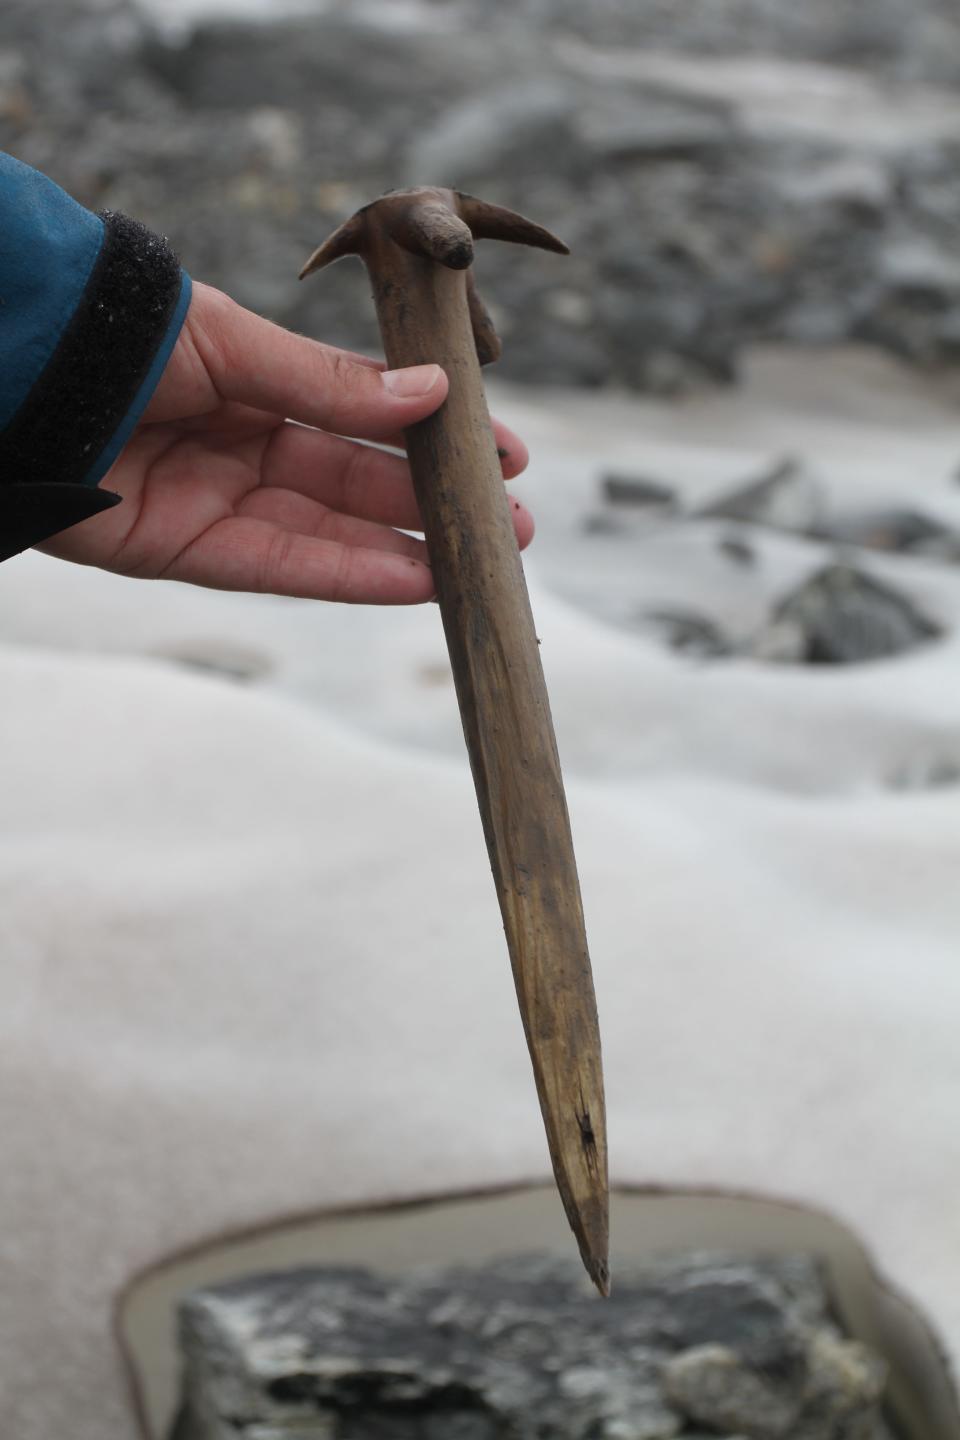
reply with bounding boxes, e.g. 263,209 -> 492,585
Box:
601,473 -> 679,508
717,533 -> 759,566
812,508 -> 955,553
642,609 -> 733,658
406,81 -> 575,187
575,91 -> 735,162
582,512 -> 631,536
175,1252 -> 894,1440
663,1342 -> 805,1435
887,755 -> 960,790
753,563 -> 942,664
9,0 -> 960,392
698,457 -> 825,534
663,1333 -> 886,1438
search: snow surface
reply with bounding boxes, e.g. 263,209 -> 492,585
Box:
1,347 -> 959,1438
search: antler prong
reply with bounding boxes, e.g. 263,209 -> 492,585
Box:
298,214 -> 365,280
456,193 -> 569,255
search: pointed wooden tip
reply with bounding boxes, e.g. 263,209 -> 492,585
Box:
298,214 -> 365,279
457,193 -> 570,256
566,1174 -> 610,1299
591,1255 -> 612,1299
533,1050 -> 609,1301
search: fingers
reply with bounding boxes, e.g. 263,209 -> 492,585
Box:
237,485 -> 429,564
260,422 -> 534,547
181,286 -> 530,476
164,514 -> 437,604
189,283 -> 449,441
373,415 -> 529,478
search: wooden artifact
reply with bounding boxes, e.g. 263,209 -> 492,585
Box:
300,188 -> 609,1295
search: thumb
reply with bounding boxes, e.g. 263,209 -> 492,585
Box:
188,282 -> 449,437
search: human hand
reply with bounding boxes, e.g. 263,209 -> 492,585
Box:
37,281 -> 533,604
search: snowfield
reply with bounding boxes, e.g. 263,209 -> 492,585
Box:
1,348 -> 959,1437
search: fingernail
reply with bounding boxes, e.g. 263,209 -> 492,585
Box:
382,364 -> 442,397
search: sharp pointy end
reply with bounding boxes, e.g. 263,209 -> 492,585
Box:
457,194 -> 569,255
298,214 -> 365,280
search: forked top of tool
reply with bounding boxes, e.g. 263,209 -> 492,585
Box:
298,187 -> 569,366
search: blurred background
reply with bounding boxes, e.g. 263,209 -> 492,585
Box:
6,0 -> 960,391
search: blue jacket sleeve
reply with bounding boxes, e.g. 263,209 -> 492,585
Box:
0,152 -> 192,561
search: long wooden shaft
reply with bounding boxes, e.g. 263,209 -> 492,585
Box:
365,235 -> 609,1293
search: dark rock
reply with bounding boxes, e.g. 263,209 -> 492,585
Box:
698,456 -> 824,534
455,0 -> 960,86
406,81 -> 576,187
812,508 -> 955,553
8,0 -> 960,391
575,90 -> 736,162
887,755 -> 960,790
753,563 -> 942,664
643,609 -> 733,658
663,1332 -> 886,1439
141,17 -> 515,116
582,512 -> 630,535
176,1252 -> 894,1440
150,641 -> 273,684
601,473 -> 679,508
718,533 -> 759,566
664,1343 -> 804,1435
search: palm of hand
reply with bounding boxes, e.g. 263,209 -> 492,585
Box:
38,282 -> 532,604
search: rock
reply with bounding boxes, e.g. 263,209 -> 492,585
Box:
717,533 -> 759,566
663,1334 -> 886,1438
642,609 -> 733,658
406,80 -> 575,186
753,563 -> 942,664
698,457 -> 825,534
887,755 -> 960,790
575,90 -> 735,162
456,0 -> 960,85
601,473 -> 679,508
812,508 -> 955,553
8,0 -> 960,391
149,640 -> 273,684
775,157 -> 892,215
663,1343 -> 804,1435
582,512 -> 630,535
176,1253 -> 894,1440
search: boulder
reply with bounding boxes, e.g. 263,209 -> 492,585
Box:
697,457 -> 825,534
753,563 -> 942,664
175,1253 -> 893,1440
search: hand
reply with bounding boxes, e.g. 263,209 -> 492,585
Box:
38,281 -> 534,604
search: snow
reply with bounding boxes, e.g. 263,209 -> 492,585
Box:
1,346 -> 959,1438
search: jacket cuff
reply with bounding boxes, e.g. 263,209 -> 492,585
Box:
0,210 -> 191,492
0,483 -> 123,564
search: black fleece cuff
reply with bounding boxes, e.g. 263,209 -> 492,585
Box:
0,210 -> 183,490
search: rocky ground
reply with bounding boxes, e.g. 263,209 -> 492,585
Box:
4,0 -> 960,390
175,1252 -> 896,1440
